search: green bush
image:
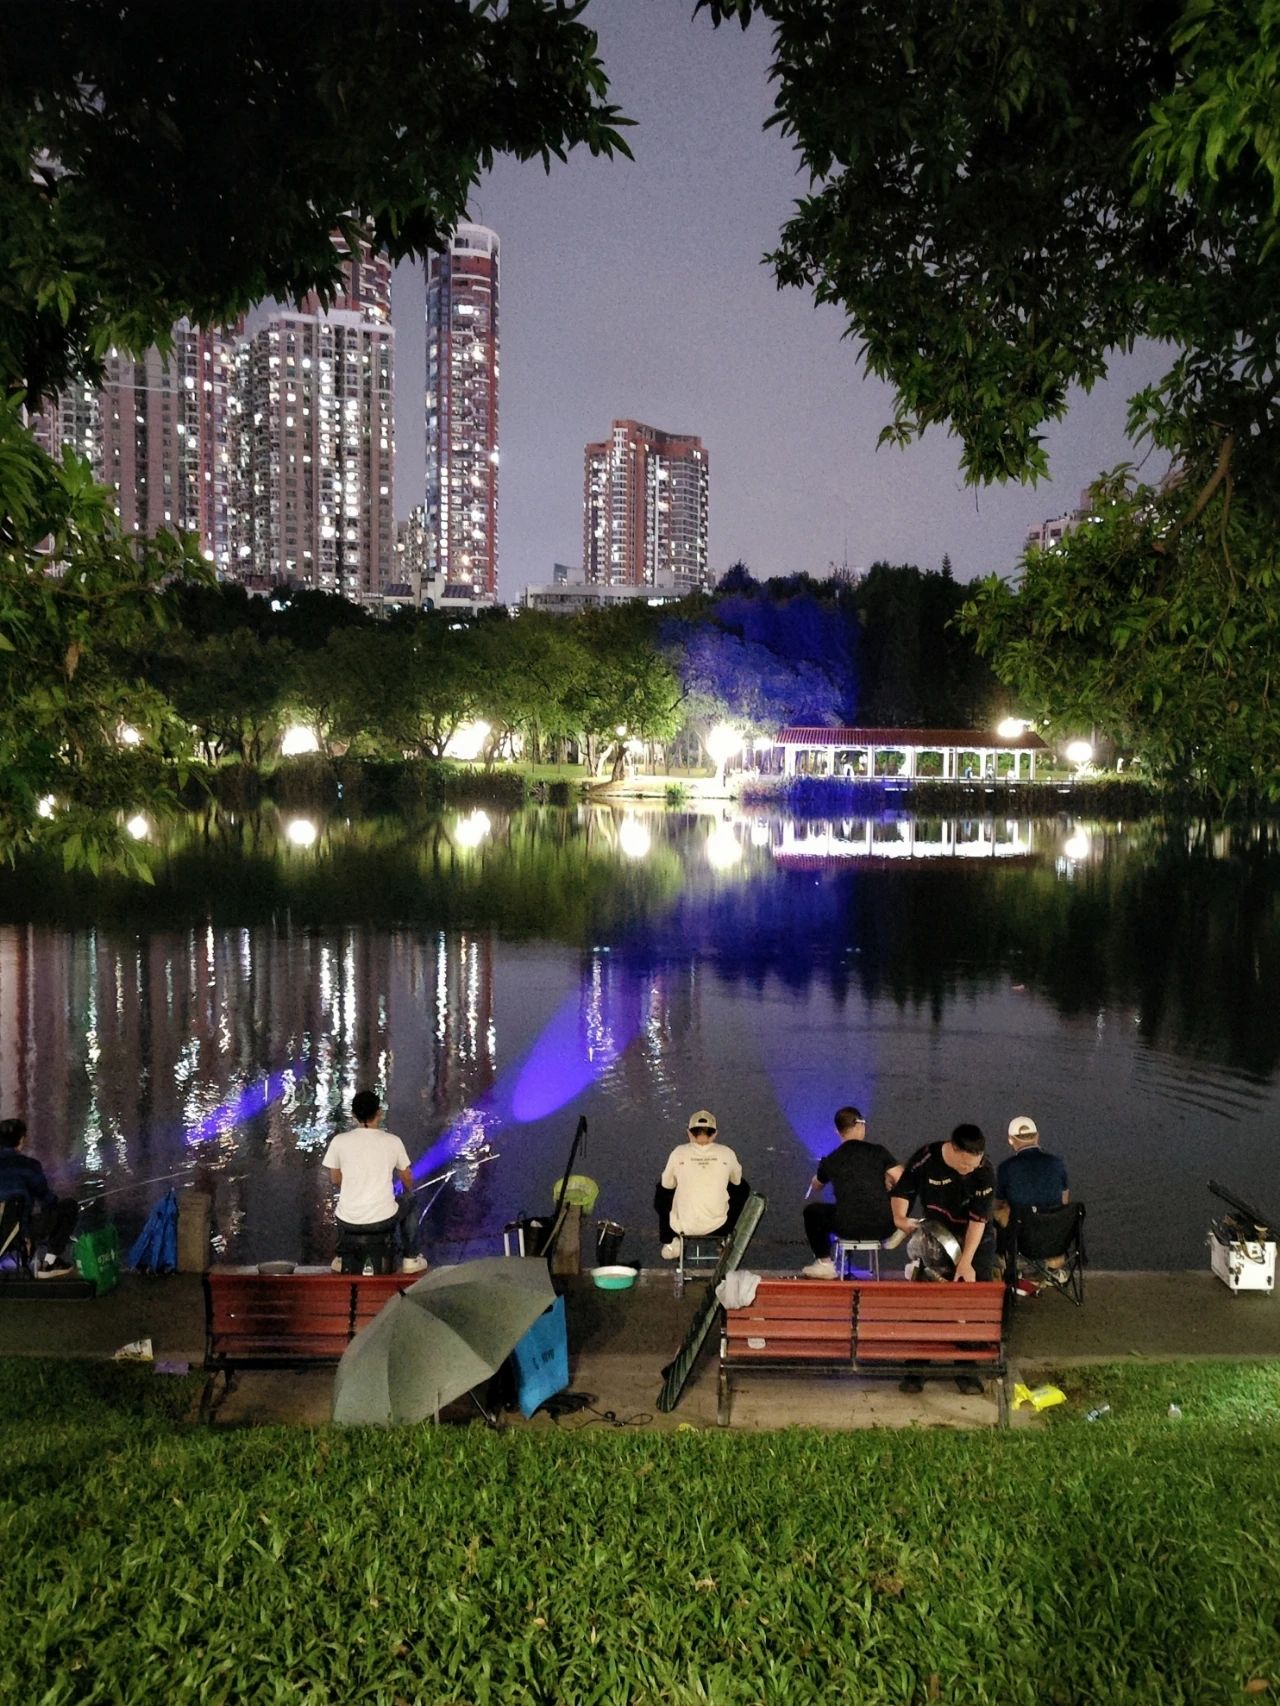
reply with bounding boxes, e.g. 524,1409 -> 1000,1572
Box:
3,1359 -> 1280,1703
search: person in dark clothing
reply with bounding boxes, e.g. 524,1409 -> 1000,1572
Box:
891,1123 -> 997,1394
801,1107 -> 902,1277
995,1114 -> 1070,1275
0,1117 -> 79,1277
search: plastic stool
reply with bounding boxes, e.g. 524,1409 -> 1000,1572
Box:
336,1226 -> 396,1275
675,1236 -> 722,1295
831,1237 -> 881,1281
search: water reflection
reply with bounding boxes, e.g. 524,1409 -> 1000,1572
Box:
1,804 -> 1279,1269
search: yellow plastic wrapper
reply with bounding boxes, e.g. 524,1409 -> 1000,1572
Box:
1012,1382 -> 1066,1411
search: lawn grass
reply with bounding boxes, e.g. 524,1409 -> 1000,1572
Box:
6,1360 -> 1280,1704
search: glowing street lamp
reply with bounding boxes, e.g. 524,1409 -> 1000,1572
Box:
997,717 -> 1027,739
119,724 -> 143,747
125,814 -> 150,840
705,723 -> 742,785
280,724 -> 320,757
1065,739 -> 1094,769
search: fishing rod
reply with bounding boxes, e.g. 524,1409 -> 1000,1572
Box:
79,1167 -> 247,1204
411,1150 -> 501,1240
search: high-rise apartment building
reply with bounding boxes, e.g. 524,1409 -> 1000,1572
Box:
235,308 -> 394,596
424,223 -> 500,600
100,322 -> 241,569
26,234 -> 394,593
583,420 -> 709,593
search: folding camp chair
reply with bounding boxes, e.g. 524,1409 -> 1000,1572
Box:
0,1195 -> 35,1279
1006,1202 -> 1086,1305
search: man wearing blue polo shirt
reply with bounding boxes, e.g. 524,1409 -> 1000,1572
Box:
995,1114 -> 1070,1279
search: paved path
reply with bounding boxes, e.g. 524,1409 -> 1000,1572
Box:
2,1267 -> 1277,1429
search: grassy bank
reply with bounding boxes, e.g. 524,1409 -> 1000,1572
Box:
5,1362 -> 1280,1703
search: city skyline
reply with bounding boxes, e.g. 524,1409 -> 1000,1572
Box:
391,0 -> 1170,601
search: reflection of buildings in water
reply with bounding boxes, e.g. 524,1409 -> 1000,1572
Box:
769,817 -> 1036,868
392,931 -> 497,1124
0,926 -> 75,1176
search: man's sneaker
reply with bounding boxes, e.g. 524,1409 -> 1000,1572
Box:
955,1373 -> 985,1396
401,1255 -> 429,1274
1047,1267 -> 1071,1287
660,1237 -> 682,1261
37,1258 -> 75,1280
801,1257 -> 838,1279
330,1256 -> 344,1273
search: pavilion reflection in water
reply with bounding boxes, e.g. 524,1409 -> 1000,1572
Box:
767,816 -> 1036,868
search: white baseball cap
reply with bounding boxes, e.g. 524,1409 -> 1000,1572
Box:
1008,1115 -> 1038,1139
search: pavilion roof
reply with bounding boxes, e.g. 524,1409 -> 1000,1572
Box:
774,725 -> 1049,751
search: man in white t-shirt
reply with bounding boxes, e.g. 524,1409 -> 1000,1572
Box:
322,1090 -> 428,1274
654,1109 -> 749,1260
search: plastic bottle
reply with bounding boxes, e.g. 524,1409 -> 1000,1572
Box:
1084,1404 -> 1111,1422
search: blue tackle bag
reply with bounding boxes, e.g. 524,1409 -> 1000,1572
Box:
511,1296 -> 569,1418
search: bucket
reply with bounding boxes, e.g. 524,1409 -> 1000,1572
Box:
504,1216 -> 552,1258
595,1220 -> 625,1266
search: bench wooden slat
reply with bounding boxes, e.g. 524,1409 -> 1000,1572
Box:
857,1320 -> 1002,1343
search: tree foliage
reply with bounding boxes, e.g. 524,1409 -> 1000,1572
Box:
0,0 -> 630,399
703,0 -> 1280,793
0,1 -> 631,861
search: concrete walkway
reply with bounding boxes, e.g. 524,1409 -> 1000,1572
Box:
2,1267 -> 1277,1431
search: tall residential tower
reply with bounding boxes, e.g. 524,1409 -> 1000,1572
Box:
583,420 -> 709,593
424,224 -> 500,600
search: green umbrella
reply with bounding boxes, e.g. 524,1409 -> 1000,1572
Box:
332,1257 -> 557,1426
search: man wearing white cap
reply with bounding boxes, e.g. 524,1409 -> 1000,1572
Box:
654,1110 -> 748,1260
995,1116 -> 1069,1274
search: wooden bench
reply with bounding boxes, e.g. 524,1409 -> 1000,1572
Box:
201,1268 -> 414,1419
718,1278 -> 1008,1426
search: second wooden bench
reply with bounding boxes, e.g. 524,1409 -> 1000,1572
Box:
718,1278 -> 1007,1425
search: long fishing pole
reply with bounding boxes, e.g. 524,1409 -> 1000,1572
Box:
79,1167 -> 247,1204
411,1151 -> 500,1241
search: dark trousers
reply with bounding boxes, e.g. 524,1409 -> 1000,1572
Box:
654,1179 -> 750,1244
803,1202 -> 893,1259
337,1193 -> 420,1261
31,1197 -> 79,1261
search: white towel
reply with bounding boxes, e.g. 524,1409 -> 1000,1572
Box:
716,1269 -> 761,1309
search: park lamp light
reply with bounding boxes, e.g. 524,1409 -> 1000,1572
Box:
1065,738 -> 1094,771
997,716 -> 1027,739
119,724 -> 143,747
706,723 -> 742,778
280,724 -> 320,757
125,814 -> 149,841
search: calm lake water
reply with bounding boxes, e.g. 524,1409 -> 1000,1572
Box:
2,803 -> 1278,1271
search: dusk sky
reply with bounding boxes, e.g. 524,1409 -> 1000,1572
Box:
393,0 -> 1169,601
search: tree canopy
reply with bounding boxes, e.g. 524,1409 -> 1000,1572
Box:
1,0 -> 629,399
0,0 -> 631,864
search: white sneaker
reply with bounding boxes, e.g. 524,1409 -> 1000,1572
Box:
660,1237 -> 683,1261
401,1255 -> 429,1274
802,1257 -> 837,1279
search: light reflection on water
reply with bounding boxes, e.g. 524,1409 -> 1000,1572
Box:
1,804 -> 1279,1270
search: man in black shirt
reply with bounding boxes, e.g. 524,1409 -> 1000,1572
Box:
891,1123 -> 997,1284
801,1106 -> 902,1279
890,1122 -> 997,1395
